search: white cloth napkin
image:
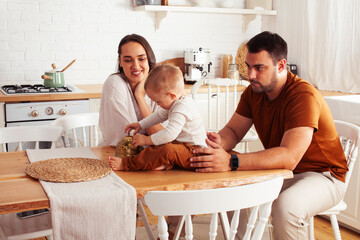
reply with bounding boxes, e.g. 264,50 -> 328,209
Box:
26,147 -> 136,240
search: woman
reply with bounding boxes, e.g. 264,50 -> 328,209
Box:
99,34 -> 163,146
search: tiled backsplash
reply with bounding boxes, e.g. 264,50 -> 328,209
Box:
0,0 -> 264,85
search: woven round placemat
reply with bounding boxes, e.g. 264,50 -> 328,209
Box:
236,41 -> 248,80
25,158 -> 111,183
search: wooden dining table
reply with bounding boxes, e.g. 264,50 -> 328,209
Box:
0,146 -> 293,215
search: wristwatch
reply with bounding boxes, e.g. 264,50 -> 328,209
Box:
230,154 -> 239,171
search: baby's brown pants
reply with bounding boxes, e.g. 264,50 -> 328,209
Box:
122,141 -> 201,171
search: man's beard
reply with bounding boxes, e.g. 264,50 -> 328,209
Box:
250,71 -> 278,93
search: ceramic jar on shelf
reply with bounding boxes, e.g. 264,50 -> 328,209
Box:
228,63 -> 240,80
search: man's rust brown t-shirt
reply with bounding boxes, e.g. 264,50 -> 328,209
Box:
236,72 -> 348,182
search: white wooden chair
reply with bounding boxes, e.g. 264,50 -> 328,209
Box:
0,125 -> 62,152
0,125 -> 63,240
191,78 -> 258,153
137,199 -> 156,240
50,112 -> 100,148
144,177 -> 284,240
308,120 -> 360,240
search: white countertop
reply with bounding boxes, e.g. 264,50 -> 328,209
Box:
324,95 -> 360,125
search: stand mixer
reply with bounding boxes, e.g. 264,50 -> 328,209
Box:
184,48 -> 212,84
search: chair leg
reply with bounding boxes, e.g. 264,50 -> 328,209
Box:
309,216 -> 315,240
158,216 -> 169,240
243,206 -> 259,240
252,202 -> 274,240
265,218 -> 274,240
329,214 -> 342,240
219,211 -> 230,240
184,215 -> 194,240
229,210 -> 240,240
209,213 -> 218,240
173,216 -> 185,240
137,198 -> 155,240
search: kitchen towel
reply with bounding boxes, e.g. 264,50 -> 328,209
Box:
26,147 -> 136,240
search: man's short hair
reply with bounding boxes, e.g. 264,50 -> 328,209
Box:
247,31 -> 288,64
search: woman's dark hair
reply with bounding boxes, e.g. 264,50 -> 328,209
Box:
117,34 -> 156,79
247,31 -> 287,65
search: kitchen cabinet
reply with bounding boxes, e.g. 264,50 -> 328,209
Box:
193,90 -> 241,130
0,102 -> 4,128
134,5 -> 277,30
89,98 -> 101,113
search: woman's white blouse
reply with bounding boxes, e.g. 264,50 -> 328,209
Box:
99,74 -> 157,146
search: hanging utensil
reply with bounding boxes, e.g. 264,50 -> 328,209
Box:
61,59 -> 76,72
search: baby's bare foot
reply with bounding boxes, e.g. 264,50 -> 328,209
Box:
108,156 -> 124,170
154,165 -> 168,170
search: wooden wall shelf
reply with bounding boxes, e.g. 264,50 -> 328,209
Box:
134,5 -> 277,30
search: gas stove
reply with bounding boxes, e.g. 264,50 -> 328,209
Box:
1,84 -> 72,94
1,83 -> 88,151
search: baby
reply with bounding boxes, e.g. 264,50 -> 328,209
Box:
108,64 -> 207,171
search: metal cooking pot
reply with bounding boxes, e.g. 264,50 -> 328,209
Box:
41,71 -> 65,88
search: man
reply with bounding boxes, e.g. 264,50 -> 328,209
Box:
190,31 -> 348,239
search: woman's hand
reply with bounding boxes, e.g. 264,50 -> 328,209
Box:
134,79 -> 146,100
132,134 -> 152,147
190,138 -> 231,172
125,123 -> 142,135
132,77 -> 164,136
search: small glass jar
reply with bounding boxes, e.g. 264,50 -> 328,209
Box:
222,54 -> 233,78
228,64 -> 240,80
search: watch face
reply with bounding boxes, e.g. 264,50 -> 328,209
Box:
230,154 -> 239,170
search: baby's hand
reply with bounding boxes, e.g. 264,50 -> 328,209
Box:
206,131 -> 222,145
132,134 -> 152,147
125,123 -> 142,135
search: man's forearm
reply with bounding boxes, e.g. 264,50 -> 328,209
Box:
235,126 -> 313,171
236,146 -> 298,170
218,126 -> 240,151
218,113 -> 254,151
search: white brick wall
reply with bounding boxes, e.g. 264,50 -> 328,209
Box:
0,0 -> 266,86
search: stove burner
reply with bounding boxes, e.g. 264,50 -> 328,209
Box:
1,84 -> 72,94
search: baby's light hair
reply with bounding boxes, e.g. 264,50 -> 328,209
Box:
145,64 -> 184,94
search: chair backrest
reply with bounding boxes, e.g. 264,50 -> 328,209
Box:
334,120 -> 360,191
50,112 -> 100,148
0,125 -> 63,152
145,177 -> 284,240
191,78 -> 258,152
191,78 -> 249,131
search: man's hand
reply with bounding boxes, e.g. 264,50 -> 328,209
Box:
125,123 -> 142,135
132,134 -> 152,147
190,138 -> 232,172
